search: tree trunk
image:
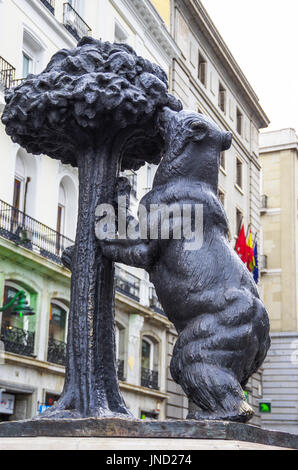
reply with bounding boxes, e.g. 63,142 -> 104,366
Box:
40,135 -> 131,419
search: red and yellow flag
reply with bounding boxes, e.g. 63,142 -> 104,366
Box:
247,229 -> 255,272
235,225 -> 248,264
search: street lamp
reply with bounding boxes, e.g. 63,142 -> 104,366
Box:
0,290 -> 35,317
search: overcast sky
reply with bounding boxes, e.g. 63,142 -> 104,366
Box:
201,0 -> 298,133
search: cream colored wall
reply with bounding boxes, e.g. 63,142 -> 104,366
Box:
260,147 -> 298,332
150,0 -> 171,27
280,149 -> 297,331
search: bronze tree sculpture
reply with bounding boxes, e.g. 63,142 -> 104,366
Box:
2,37 -> 181,419
99,108 -> 271,423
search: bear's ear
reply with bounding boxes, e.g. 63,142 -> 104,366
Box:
191,121 -> 208,142
222,131 -> 233,151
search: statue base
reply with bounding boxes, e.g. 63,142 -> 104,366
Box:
0,418 -> 297,449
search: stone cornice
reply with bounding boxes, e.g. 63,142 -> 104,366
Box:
0,236 -> 71,282
115,292 -> 172,329
182,0 -> 270,129
269,332 -> 298,338
119,381 -> 168,400
4,352 -> 66,376
260,143 -> 298,154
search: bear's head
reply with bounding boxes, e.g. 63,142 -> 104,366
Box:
154,108 -> 232,191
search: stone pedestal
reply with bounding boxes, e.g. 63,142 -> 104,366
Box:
0,418 -> 297,449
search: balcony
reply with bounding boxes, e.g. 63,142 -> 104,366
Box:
115,266 -> 140,302
141,368 -> 159,390
0,57 -> 16,90
47,336 -> 66,366
40,0 -> 55,15
11,78 -> 25,88
63,2 -> 91,41
149,287 -> 165,316
0,199 -> 74,265
117,359 -> 125,381
0,325 -> 35,358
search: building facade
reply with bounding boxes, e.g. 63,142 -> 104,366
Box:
0,0 -> 268,423
153,0 -> 269,424
259,128 -> 298,434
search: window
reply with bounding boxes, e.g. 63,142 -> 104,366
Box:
56,205 -> 64,234
115,323 -> 126,381
236,157 -> 243,189
141,338 -> 153,371
114,22 -> 128,44
218,82 -> 226,113
47,300 -> 68,365
13,179 -> 22,211
12,178 -> 22,226
198,52 -> 207,87
22,52 -> 32,78
22,29 -> 46,78
12,150 -> 36,219
141,336 -> 159,389
13,153 -> 25,211
48,301 -> 67,343
56,182 -> 66,255
57,183 -> 66,235
69,0 -> 83,16
220,152 -> 226,171
218,189 -> 225,207
1,282 -> 36,358
236,208 -> 243,237
145,164 -> 153,192
236,107 -> 243,135
56,175 -> 78,241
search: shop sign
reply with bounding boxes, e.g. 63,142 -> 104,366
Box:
0,393 -> 15,415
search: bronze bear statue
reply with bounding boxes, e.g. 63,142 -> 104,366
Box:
99,107 -> 271,423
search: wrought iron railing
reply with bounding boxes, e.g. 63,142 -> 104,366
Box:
11,78 -> 25,88
0,56 -> 16,90
117,359 -> 125,381
149,287 -> 165,316
0,199 -> 74,265
40,0 -> 55,14
141,368 -> 159,390
63,2 -> 92,41
0,325 -> 35,357
115,266 -> 140,301
47,336 -> 66,366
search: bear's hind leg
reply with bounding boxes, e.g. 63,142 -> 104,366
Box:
181,363 -> 253,423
